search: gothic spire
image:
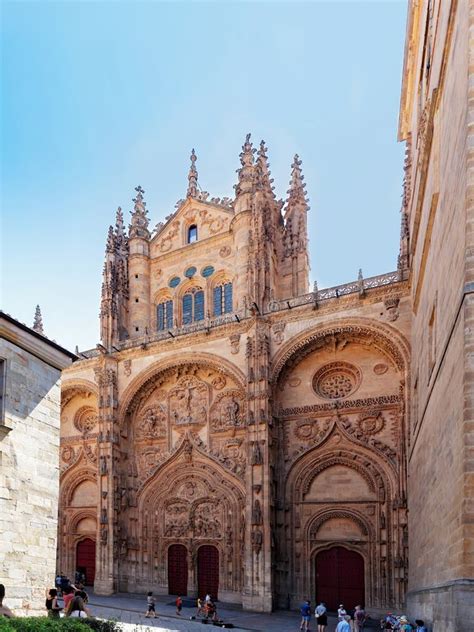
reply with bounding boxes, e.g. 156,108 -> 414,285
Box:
235,133 -> 256,196
32,305 -> 44,335
286,154 -> 309,211
129,185 -> 150,240
114,206 -> 128,256
256,140 -> 275,196
187,149 -> 198,198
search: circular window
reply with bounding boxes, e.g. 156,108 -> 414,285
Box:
169,276 -> 181,288
312,362 -> 361,400
201,265 -> 215,278
184,266 -> 197,278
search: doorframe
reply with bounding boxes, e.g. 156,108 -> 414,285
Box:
311,543 -> 368,608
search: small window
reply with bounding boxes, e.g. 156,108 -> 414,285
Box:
157,300 -> 173,331
187,224 -> 198,243
213,282 -> 233,316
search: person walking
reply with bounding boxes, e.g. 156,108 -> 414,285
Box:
299,599 -> 311,631
176,595 -> 183,615
196,597 -> 203,617
354,605 -> 367,631
45,589 -> 62,618
0,585 -> 14,618
66,596 -> 88,618
336,614 -> 351,632
314,601 -> 327,632
145,591 -> 156,618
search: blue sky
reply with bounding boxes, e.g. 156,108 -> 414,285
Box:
1,1 -> 408,351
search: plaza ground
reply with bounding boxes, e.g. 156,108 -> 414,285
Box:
80,592 -> 345,631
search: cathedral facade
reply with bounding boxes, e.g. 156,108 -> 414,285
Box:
59,135 -> 411,613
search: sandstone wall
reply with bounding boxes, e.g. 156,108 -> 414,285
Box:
0,338 -> 63,615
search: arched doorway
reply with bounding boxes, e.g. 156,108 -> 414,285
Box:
168,544 -> 188,596
76,538 -> 96,585
197,545 -> 219,599
316,547 -> 364,610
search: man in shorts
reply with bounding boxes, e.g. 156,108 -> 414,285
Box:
300,599 -> 311,631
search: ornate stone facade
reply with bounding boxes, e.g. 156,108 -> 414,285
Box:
59,138 -> 411,613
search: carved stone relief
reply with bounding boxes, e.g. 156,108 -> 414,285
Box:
210,390 -> 246,432
73,406 -> 98,436
169,376 -> 208,426
312,362 -> 362,400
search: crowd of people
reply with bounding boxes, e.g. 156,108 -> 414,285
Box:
299,601 -> 429,632
45,571 -> 92,619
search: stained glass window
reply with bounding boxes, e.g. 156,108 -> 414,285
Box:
157,300 -> 173,331
182,287 -> 204,324
213,282 -> 233,316
188,225 -> 198,243
185,266 -> 197,278
201,265 -> 215,278
169,276 -> 180,288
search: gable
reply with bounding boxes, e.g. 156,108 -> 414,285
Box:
150,198 -> 234,257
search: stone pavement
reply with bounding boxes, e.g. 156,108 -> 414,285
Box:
82,592 -> 342,632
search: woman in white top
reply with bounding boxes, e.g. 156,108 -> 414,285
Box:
66,596 -> 88,618
338,604 -> 347,620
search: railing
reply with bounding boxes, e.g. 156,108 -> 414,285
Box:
78,269 -> 407,356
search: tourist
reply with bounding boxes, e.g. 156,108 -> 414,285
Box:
176,595 -> 183,615
314,601 -> 327,631
0,584 -> 14,618
145,591 -> 156,618
399,616 -> 413,631
62,585 -> 75,610
55,574 -> 62,591
205,593 -> 211,604
45,588 -> 62,618
66,596 -> 88,618
354,605 -> 367,631
299,599 -> 311,631
205,598 -> 218,622
414,620 -> 427,632
338,604 -> 347,621
196,596 -> 204,617
336,614 -> 351,632
74,589 -> 92,616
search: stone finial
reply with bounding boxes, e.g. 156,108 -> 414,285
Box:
358,268 -> 365,296
187,148 -> 198,198
256,140 -> 275,195
235,132 -> 256,196
313,280 -> 318,293
106,225 -> 115,253
286,154 -> 309,210
129,185 -> 150,240
33,305 -> 44,334
115,206 -> 128,255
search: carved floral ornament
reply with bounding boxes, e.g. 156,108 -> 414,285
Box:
312,362 -> 362,400
73,406 -> 98,435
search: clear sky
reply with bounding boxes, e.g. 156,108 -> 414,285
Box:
1,0 -> 408,351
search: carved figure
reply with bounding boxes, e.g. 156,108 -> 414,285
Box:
252,499 -> 263,525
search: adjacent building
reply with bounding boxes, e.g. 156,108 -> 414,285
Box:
0,310 -> 75,615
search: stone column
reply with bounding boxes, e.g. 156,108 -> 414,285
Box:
243,320 -> 273,612
94,359 -> 119,595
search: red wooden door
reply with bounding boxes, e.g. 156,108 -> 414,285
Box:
168,544 -> 188,596
316,546 -> 364,610
76,538 -> 96,585
197,545 -> 219,599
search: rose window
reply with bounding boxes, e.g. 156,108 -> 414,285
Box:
312,362 -> 361,400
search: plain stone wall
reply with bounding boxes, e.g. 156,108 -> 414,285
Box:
0,338 -> 62,615
404,0 -> 474,629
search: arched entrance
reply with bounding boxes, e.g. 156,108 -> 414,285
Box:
168,544 -> 188,596
316,547 -> 364,610
76,538 -> 96,585
197,545 -> 219,599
